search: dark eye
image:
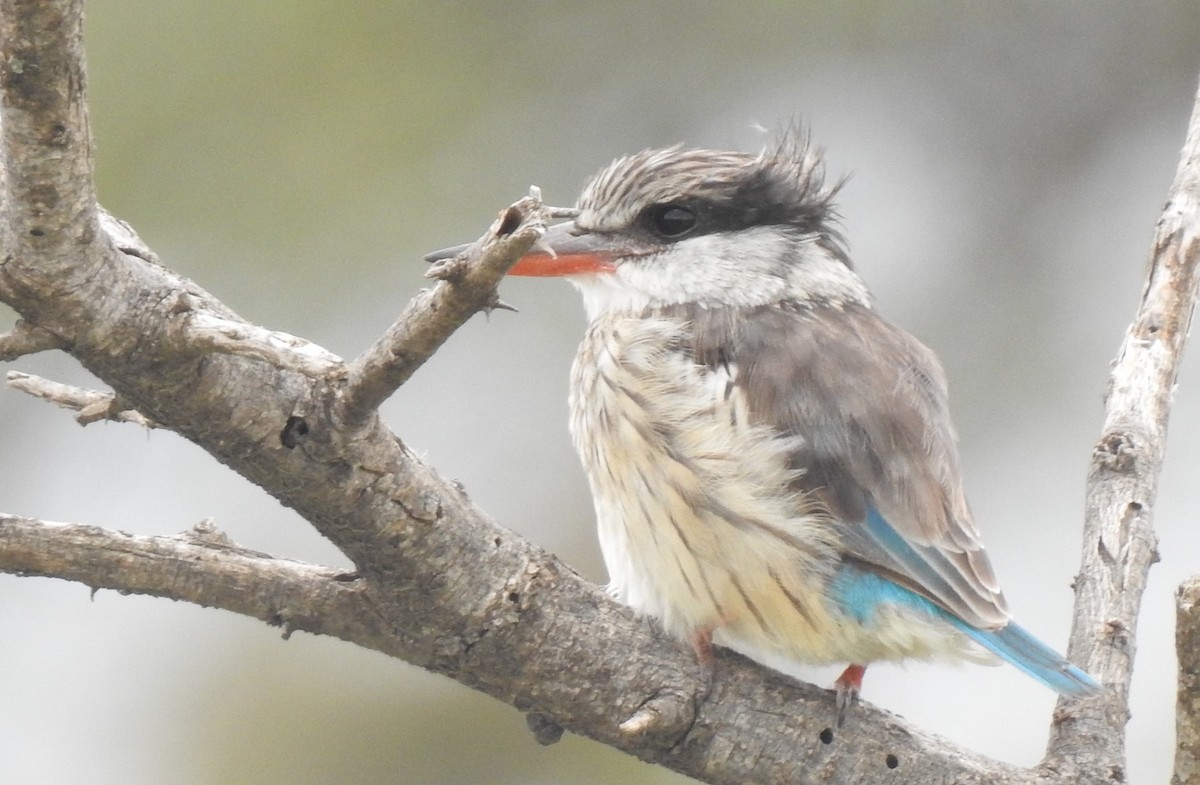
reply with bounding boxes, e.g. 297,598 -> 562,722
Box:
646,204 -> 698,239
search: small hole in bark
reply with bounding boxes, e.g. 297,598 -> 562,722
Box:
497,206 -> 522,236
819,727 -> 834,744
280,415 -> 309,448
29,228 -> 44,237
885,754 -> 899,769
507,592 -> 520,603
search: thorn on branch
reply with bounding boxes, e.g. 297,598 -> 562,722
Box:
483,294 -> 519,315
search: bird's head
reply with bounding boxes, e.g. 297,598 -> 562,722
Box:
433,133 -> 871,318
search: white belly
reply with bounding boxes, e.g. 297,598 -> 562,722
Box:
568,313 -> 849,661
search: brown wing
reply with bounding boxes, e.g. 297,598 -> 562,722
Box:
688,301 -> 1010,629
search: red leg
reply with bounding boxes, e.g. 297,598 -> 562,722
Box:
833,663 -> 866,726
690,628 -> 716,697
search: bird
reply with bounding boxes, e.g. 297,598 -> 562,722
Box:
427,131 -> 1100,720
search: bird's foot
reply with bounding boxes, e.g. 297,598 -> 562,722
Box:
690,628 -> 716,699
833,663 -> 866,727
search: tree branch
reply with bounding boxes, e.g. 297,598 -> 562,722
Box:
0,513 -> 1023,785
0,514 -> 404,648
1044,78 -> 1200,776
0,0 -> 104,317
337,197 -> 545,427
0,319 -> 63,360
6,370 -> 158,426
1176,576 -> 1200,785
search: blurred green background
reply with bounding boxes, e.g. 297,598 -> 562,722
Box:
2,2 -> 1199,783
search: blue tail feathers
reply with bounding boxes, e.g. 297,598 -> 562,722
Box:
831,563 -> 1101,697
952,618 -> 1101,697
848,507 -> 1101,697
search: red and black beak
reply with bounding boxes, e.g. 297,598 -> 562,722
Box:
425,222 -> 652,277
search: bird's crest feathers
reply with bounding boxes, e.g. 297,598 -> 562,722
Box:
576,130 -> 846,259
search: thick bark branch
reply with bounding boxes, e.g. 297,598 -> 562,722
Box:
0,0 -> 104,323
1176,576 -> 1200,785
0,513 -> 1021,785
1043,79 -> 1200,776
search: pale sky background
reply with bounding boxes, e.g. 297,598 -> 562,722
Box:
2,3 -> 1200,784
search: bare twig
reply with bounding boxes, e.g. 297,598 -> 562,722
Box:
0,514 -> 407,649
6,370 -> 157,427
0,319 -> 63,360
1044,79 -> 1200,776
336,194 -> 549,427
